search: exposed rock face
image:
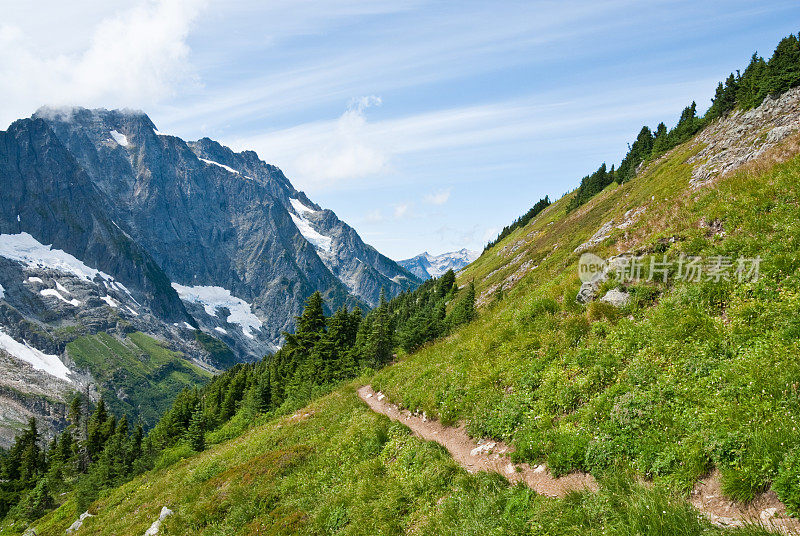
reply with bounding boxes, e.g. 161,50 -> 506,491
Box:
576,256 -> 629,304
0,107 -> 420,444
0,117 -> 189,323
399,249 -> 479,279
689,86 -> 800,187
33,108 -> 418,344
574,220 -> 615,254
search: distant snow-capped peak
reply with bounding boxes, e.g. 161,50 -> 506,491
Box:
398,248 -> 479,279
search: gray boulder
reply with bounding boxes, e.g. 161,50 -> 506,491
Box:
143,506 -> 173,536
66,511 -> 93,533
600,288 -> 630,307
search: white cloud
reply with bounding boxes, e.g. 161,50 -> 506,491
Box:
433,224 -> 484,249
0,0 -> 204,128
365,209 -> 384,222
278,95 -> 389,190
393,204 -> 409,219
424,188 -> 451,205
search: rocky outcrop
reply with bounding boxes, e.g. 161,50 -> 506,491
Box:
600,288 -> 630,307
689,86 -> 800,187
576,256 -> 629,304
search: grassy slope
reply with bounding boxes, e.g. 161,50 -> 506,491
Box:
67,332 -> 212,426
22,383 -> 777,536
373,136 -> 800,497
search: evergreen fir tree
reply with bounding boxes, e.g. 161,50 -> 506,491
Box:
186,403 -> 206,452
86,398 -> 109,461
366,289 -> 392,367
764,33 -> 800,96
652,122 -> 669,153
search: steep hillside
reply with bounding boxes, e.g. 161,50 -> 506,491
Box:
373,86 -> 800,513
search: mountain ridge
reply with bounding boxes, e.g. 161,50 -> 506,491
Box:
398,248 -> 479,279
0,106 -> 420,443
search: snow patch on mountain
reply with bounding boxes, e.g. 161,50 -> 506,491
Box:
109,130 -> 129,147
290,213 -> 333,252
0,233 -> 116,283
101,295 -> 119,308
289,198 -> 317,215
0,329 -> 72,382
170,283 -> 263,339
198,158 -> 252,179
0,284 -> 4,299
288,199 -> 333,252
40,288 -> 81,307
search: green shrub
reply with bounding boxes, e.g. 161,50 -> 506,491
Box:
584,435 -> 625,473
587,301 -> 622,322
563,316 -> 590,347
546,428 -> 589,477
153,443 -> 195,472
525,297 -> 560,320
774,448 -> 800,516
628,284 -> 660,308
468,392 -> 525,441
720,466 -> 770,503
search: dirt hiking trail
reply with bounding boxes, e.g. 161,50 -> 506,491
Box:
358,385 -> 800,534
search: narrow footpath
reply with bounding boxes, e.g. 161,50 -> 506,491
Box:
357,385 -> 800,534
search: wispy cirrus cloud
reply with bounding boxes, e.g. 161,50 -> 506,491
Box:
4,0 -> 797,260
232,77 -> 715,193
364,209 -> 384,223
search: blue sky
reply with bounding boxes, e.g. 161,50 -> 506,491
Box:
2,1 -> 799,259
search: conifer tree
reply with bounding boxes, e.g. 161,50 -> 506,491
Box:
652,122 -> 669,153
18,419 -> 42,484
736,52 -> 767,109
86,398 -> 109,461
186,403 -> 205,452
764,34 -> 800,96
437,270 -> 456,298
366,289 -> 392,367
